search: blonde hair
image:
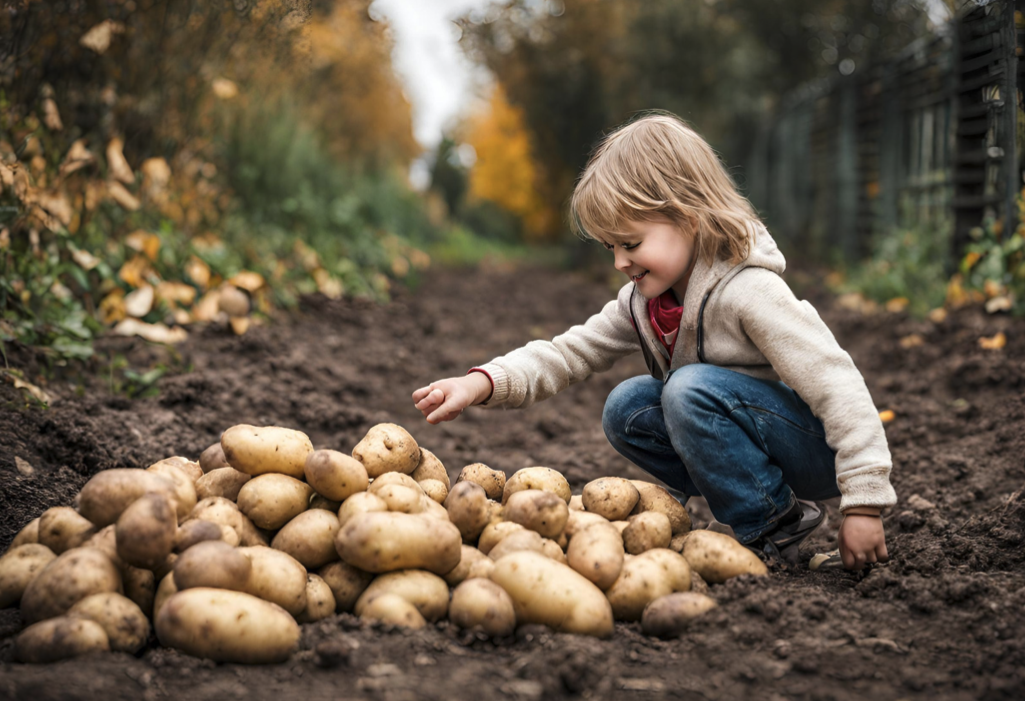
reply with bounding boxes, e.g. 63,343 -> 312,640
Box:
571,112 -> 760,265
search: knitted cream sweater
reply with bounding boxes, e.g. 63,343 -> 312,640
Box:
476,222 -> 897,513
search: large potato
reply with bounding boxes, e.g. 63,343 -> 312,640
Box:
358,593 -> 425,629
239,546 -> 308,616
630,481 -> 691,535
195,467 -> 251,501
490,551 -> 613,638
146,462 -> 198,522
503,467 -> 571,505
641,548 -> 692,593
456,463 -> 506,500
449,578 -> 516,637
174,541 -> 252,592
351,423 -> 420,478
641,592 -> 717,638
20,547 -> 122,624
488,530 -> 544,561
272,509 -> 340,569
220,424 -> 314,479
335,512 -> 461,575
566,523 -> 624,591
189,496 -> 244,539
477,521 -> 525,555
156,588 -> 300,663
68,592 -> 149,653
153,572 -> 177,619
38,507 -> 96,555
317,561 -> 374,613
77,469 -> 177,528
304,449 -> 369,502
680,530 -> 767,583
623,512 -> 672,554
442,545 -> 490,586
562,509 -> 610,539
444,481 -> 489,543
411,448 -> 450,488
199,442 -> 230,473
374,484 -> 424,514
355,570 -> 449,622
503,489 -> 569,539
605,555 -> 676,622
338,492 -> 389,527
116,491 -> 177,569
296,574 -> 336,623
582,477 -> 640,521
15,617 -> 109,663
0,544 -> 56,608
237,474 -> 314,530
9,518 -> 41,550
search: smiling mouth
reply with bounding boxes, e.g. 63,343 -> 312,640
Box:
631,271 -> 649,282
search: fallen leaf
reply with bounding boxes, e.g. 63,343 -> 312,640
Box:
313,268 -> 343,299
878,410 -> 896,423
42,98 -> 63,131
107,181 -> 140,211
983,279 -> 1004,299
985,296 -> 1012,314
112,319 -> 188,344
192,290 -> 222,322
229,316 -> 251,335
212,78 -> 240,99
899,334 -> 924,349
978,332 -> 1006,350
15,456 -> 35,476
34,190 -> 73,230
80,20 -> 125,54
156,281 -> 197,307
928,307 -> 948,323
106,138 -> 135,184
125,230 -> 161,261
885,297 -> 909,313
59,139 -> 95,178
71,247 -> 100,271
172,308 -> 192,325
124,285 -> 155,317
946,275 -> 970,308
118,255 -> 152,288
3,373 -> 52,404
99,289 -> 127,324
185,256 -> 211,289
229,271 -> 265,292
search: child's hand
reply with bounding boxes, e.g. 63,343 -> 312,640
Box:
412,373 -> 493,424
837,510 -> 889,570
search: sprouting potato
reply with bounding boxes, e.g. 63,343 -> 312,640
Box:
195,467 -> 251,501
335,512 -> 461,575
679,530 -> 767,583
477,521 -> 525,555
271,509 -> 340,569
488,529 -> 545,561
37,507 -> 96,555
15,616 -> 110,663
641,592 -> 717,638
566,522 -> 625,591
358,592 -> 425,629
20,547 -> 122,624
0,544 -> 56,608
67,592 -> 150,654
411,448 -> 450,488
338,492 -> 389,527
503,489 -> 569,539
236,474 -> 314,530
77,469 -> 178,528
630,481 -> 691,535
622,511 -> 672,554
355,570 -> 449,622
220,424 -> 314,479
304,449 -> 369,502
449,578 -> 516,638
116,491 -> 177,570
582,477 -> 640,521
503,467 -> 571,505
317,561 -> 374,613
296,574 -> 336,623
351,423 -> 421,478
173,540 -> 252,592
456,463 -> 506,501
444,481 -> 490,543
199,442 -> 230,473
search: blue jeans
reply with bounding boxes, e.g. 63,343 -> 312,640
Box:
602,365 -> 841,543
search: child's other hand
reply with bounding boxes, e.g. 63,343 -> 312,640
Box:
837,510 -> 889,570
412,373 -> 493,425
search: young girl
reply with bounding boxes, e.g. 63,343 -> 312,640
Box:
412,113 -> 893,570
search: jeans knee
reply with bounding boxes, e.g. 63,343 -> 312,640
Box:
661,364 -> 727,421
603,376 -> 660,444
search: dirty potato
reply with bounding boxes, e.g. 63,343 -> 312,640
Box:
153,572 -> 177,620
236,474 -> 314,530
174,519 -> 229,552
442,545 -> 491,587
189,497 -> 245,540
146,461 -> 198,522
351,423 -> 420,478
411,448 -> 450,488
374,484 -> 424,514
679,530 -> 767,583
358,592 -> 425,629
0,544 -> 56,608
116,491 -> 177,570
477,521 -> 525,556
195,467 -> 251,501
582,477 -> 640,521
149,456 -> 203,485
488,529 -> 545,561
605,554 -> 677,622
121,565 -> 155,617
503,489 -> 569,539
623,512 -> 672,555
641,592 -> 717,638
15,616 -> 110,663
199,442 -> 230,473
221,424 -> 314,479
455,463 -> 506,501
566,523 -> 625,591
9,518 -> 40,550
20,547 -> 121,624
563,509 -> 611,539
444,481 -> 490,543
317,561 -> 374,613
418,479 -> 449,504
335,512 -> 461,575
296,574 -> 336,624
337,491 -> 389,527
239,546 -> 308,617
77,469 -> 177,528
304,449 -> 369,502
271,509 -> 340,569
68,592 -> 150,653
37,507 -> 96,555
449,578 -> 516,638
630,481 -> 691,535
355,570 -> 449,622
173,540 -> 252,592
503,467 -> 571,505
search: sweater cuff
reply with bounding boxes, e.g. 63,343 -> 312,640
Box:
473,363 -> 510,406
837,467 -> 897,513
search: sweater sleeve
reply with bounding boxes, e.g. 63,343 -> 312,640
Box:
729,270 -> 897,512
475,283 -> 641,409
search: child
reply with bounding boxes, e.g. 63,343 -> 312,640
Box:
412,112 -> 893,570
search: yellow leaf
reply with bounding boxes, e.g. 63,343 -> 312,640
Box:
106,138 -> 135,185
313,268 -> 343,299
878,410 -> 896,423
157,281 -> 197,307
946,275 -> 970,308
99,289 -> 127,324
963,251 -> 981,268
983,279 -> 1004,299
978,332 -> 1007,350
125,230 -> 161,261
928,308 -> 948,324
985,296 -> 1013,314
124,285 -> 155,317
192,290 -> 221,322
185,256 -> 211,289
229,271 -> 265,292
112,319 -> 188,344
229,316 -> 251,335
79,20 -> 125,55
885,297 -> 909,313
59,139 -> 95,178
107,181 -> 140,211
212,78 -> 240,100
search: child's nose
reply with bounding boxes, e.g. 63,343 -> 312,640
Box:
614,248 -> 630,272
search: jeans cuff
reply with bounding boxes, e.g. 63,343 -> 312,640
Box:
734,492 -> 798,544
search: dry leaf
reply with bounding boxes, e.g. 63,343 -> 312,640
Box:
878,410 -> 896,423
313,268 -> 343,299
946,275 -> 970,308
112,319 -> 188,344
885,297 -> 909,313
71,247 -> 100,271
42,98 -> 63,131
125,230 -> 161,260
124,285 -> 155,318
985,296 -> 1012,314
0,228 -> 10,250
983,279 -> 1004,299
4,374 -> 53,404
118,255 -> 152,288
408,248 -> 431,269
59,139 -> 95,178
212,78 -> 240,100
185,256 -> 211,289
141,157 -> 171,193
928,308 -> 948,324
80,20 -> 125,54
34,190 -> 73,230
899,334 -> 924,349
107,181 -> 140,211
192,290 -> 222,322
99,289 -> 126,324
229,271 -> 265,292
172,308 -> 192,325
229,316 -> 251,335
978,332 -> 1007,350
157,281 -> 197,307
106,138 -> 135,184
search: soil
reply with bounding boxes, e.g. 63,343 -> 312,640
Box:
1,263 -> 1023,701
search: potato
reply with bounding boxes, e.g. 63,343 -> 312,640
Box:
488,530 -> 544,561
605,554 -> 677,622
611,521 -> 630,534
0,544 -> 56,608
669,532 -> 688,553
355,570 -> 449,622
153,572 -> 177,619
477,521 -> 525,555
367,472 -> 420,493
195,467 -> 251,501
335,512 -> 461,575
443,545 -> 490,586
149,456 -> 203,484
444,481 -> 489,543
317,561 -> 374,613
351,423 -> 420,478
569,495 -> 584,512
154,553 -> 179,582
449,578 -> 516,637
80,525 -> 123,569
296,574 -> 336,623
485,500 -> 505,525
456,463 -> 506,500
503,489 -> 569,539
563,509 -> 610,539
272,509 -> 340,569
199,442 -> 230,473
541,538 -> 567,564
358,593 -> 425,629
641,592 -> 717,637
238,513 -> 270,547
338,492 -> 389,527
174,540 -> 252,592
304,449 -> 369,502
121,565 -> 155,616
490,551 -> 613,638
680,530 -> 768,583
690,571 -> 709,595
156,587 -> 300,663
630,481 -> 691,535
503,467 -> 571,505
38,507 -> 96,555
309,494 -> 341,512
237,474 -> 314,530
582,477 -> 640,521
68,592 -> 149,653
640,548 -> 692,593
77,469 -> 177,527
239,546 -> 308,616
411,448 -> 450,488
623,512 -> 672,554
175,519 -> 230,552
116,491 -> 177,569
375,484 -> 424,514
566,523 -> 625,591
189,497 -> 244,539
419,494 -> 451,520
221,424 -> 314,479
419,479 -> 449,504
15,616 -> 110,662
20,547 -> 122,624
467,557 -> 496,580
146,461 -> 198,522
10,518 -> 40,549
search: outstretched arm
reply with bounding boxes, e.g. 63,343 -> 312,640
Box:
412,372 -> 493,424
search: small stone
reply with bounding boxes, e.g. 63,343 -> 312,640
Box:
15,456 -> 34,476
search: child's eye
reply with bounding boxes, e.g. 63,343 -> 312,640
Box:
601,241 -> 614,251
622,242 -> 639,250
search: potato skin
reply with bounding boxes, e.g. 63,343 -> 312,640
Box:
367,472 -> 420,493
337,492 -> 389,527
605,555 -> 676,622
488,530 -> 544,561
317,561 -> 374,613
335,512 -> 461,575
221,424 -> 314,479
0,544 -> 56,608
15,616 -> 110,663
189,497 -> 244,540
272,509 -> 340,569
10,518 -> 41,550
566,523 -> 625,591
355,570 -> 449,622
296,574 -> 336,623
116,491 -> 177,570
456,463 -> 506,501
351,423 -> 420,478
680,530 -> 767,583
444,481 -> 489,543
641,548 -> 692,593
418,479 -> 449,504
503,489 -> 569,539
358,593 -> 425,629
195,467 -> 251,501
145,462 -> 199,522
568,495 -> 584,512
374,484 -> 423,514
641,592 -> 717,637
630,481 -> 691,535
304,449 -> 369,502
541,538 -> 567,564
582,477 -> 640,521
489,551 -> 613,638
199,442 -> 230,473
174,540 -> 252,592
149,457 -> 203,484
442,545 -> 490,586
239,546 -> 308,616
121,565 -> 155,617
502,467 -> 571,505
156,588 -> 300,663
20,548 -> 122,624
153,573 -> 177,620
563,509 -> 610,538
477,521 -> 525,555
623,512 -> 672,554
38,507 -> 96,555
411,448 -> 450,488
449,578 -> 516,638
68,592 -> 150,653
78,469 -> 177,528
236,474 -> 314,530
174,519 -> 228,553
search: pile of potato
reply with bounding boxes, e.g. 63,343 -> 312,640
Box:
0,422 -> 767,665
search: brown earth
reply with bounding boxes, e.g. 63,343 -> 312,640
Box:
1,263 -> 1023,701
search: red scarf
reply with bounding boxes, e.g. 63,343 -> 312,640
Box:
648,290 -> 683,357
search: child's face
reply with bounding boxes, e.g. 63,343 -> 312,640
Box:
602,217 -> 696,300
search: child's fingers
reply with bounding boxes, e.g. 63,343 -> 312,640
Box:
426,397 -> 463,424
412,386 -> 435,403
415,388 -> 444,411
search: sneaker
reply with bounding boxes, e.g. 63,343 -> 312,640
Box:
748,499 -> 826,565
